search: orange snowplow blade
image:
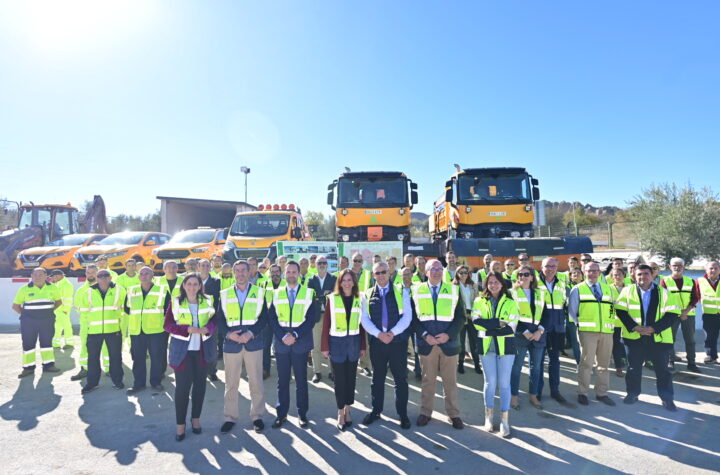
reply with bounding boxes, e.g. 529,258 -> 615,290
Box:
367,227 -> 383,241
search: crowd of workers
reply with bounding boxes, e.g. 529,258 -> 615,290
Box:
11,250 -> 720,440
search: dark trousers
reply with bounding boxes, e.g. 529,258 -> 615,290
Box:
369,340 -> 408,417
330,359 -> 358,409
672,315 -> 696,363
20,317 -> 55,370
160,332 -> 169,376
262,325 -> 273,373
459,319 -> 479,367
565,321 -> 581,364
411,338 -> 421,376
130,332 -> 166,387
612,328 -> 627,369
276,351 -> 308,418
625,339 -> 673,401
174,351 -> 208,425
538,331 -> 564,397
702,315 -> 719,360
87,332 -> 123,387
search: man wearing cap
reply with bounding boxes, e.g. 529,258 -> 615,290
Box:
12,268 -> 62,378
50,270 -> 75,349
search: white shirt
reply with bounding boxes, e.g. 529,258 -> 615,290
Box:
360,284 -> 412,337
188,303 -> 201,351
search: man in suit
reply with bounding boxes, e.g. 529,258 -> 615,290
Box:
268,260 -> 317,428
361,261 -> 413,429
308,255 -> 337,383
199,259 -> 222,382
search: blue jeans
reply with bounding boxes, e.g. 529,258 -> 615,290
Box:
480,352 -> 515,411
510,336 -> 545,396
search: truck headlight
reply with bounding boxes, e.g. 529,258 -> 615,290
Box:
152,249 -> 159,255
397,234 -> 405,241
192,247 -> 209,253
341,235 -> 350,242
461,232 -> 473,239
523,231 -> 533,237
510,231 -> 521,238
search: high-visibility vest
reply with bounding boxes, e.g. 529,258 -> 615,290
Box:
442,268 -> 455,284
662,276 -> 696,316
537,277 -> 567,311
511,287 -> 545,325
363,285 -> 405,319
576,281 -> 614,333
615,285 -> 679,343
78,284 -> 127,334
471,294 -> 519,355
273,285 -> 315,328
607,283 -> 624,328
220,284 -> 265,327
126,284 -> 167,335
155,275 -> 184,298
13,282 -> 59,319
478,268 -> 490,283
697,277 -> 720,315
327,294 -> 361,337
354,269 -> 372,292
54,278 -> 75,314
171,297 -> 215,341
116,272 -> 140,290
412,282 -> 459,323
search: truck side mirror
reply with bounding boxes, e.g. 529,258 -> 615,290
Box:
292,227 -> 302,239
531,178 -> 539,186
532,187 -> 540,201
411,190 -> 418,205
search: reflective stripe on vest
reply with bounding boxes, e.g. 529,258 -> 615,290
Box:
85,286 -> 124,334
220,284 -> 264,327
661,276 -> 695,316
171,297 -> 214,341
537,277 -> 567,310
412,282 -> 458,322
698,278 -> 720,314
615,285 -> 678,343
576,281 -> 614,333
471,295 -> 519,355
126,284 -> 166,335
274,285 -> 315,328
511,287 -> 545,324
327,294 -> 361,337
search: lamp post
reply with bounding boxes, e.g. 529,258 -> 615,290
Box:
240,166 -> 251,204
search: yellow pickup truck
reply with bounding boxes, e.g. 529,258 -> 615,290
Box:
152,227 -> 227,271
14,233 -> 107,276
70,231 -> 170,273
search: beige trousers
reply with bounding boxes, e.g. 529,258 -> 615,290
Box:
223,348 -> 265,422
577,332 -> 613,397
419,345 -> 460,418
311,317 -> 325,374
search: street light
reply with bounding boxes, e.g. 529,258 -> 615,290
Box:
240,166 -> 251,204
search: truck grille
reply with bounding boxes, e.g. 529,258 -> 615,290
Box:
157,250 -> 190,260
77,254 -> 99,264
21,254 -> 43,263
234,248 -> 269,260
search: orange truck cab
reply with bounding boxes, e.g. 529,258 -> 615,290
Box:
71,231 -> 170,273
152,227 -> 227,272
327,170 -> 418,243
430,167 -> 540,242
222,205 -> 310,263
14,233 -> 107,276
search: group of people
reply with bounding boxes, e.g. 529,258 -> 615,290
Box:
11,249 -> 720,441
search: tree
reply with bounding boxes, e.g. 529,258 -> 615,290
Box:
304,211 -> 335,240
628,183 -> 720,265
107,211 -> 161,234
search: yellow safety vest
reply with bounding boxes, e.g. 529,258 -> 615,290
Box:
327,294 -> 361,337
412,282 -> 459,323
77,284 -> 126,334
615,284 -> 679,343
662,276 -> 695,316
471,294 -> 519,355
511,287 -> 545,325
576,281 -> 614,334
220,284 -> 265,328
697,277 -> 720,315
126,284 -> 167,335
171,297 -> 215,342
273,285 -> 315,328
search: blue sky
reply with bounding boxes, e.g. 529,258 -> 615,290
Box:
1,1 -> 718,219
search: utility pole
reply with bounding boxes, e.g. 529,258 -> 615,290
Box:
240,166 -> 251,204
572,202 -> 578,236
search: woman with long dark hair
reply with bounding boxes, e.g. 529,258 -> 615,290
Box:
164,273 -> 217,441
453,265 -> 482,374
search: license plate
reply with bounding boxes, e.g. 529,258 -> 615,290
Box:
24,262 -> 40,267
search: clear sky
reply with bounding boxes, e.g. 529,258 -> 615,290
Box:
1,1 -> 718,219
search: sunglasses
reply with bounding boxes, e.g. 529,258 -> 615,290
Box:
651,267 -> 659,270
353,259 -> 363,263
98,274 -> 111,279
374,270 -> 387,275
517,272 -> 531,277
317,262 -> 327,265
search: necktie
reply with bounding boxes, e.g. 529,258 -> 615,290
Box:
380,287 -> 389,331
432,286 -> 438,305
289,288 -> 296,307
592,284 -> 601,301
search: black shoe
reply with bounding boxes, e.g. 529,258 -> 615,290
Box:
43,365 -> 61,373
687,363 -> 701,373
536,394 -> 542,402
18,369 -> 35,379
175,432 -> 185,442
362,367 -> 372,377
70,368 -> 87,381
457,364 -> 465,374
578,394 -> 589,405
151,384 -> 164,391
81,385 -> 97,394
192,426 -> 202,434
126,386 -> 146,395
662,400 -> 678,412
220,421 -> 235,434
672,354 -> 682,362
474,363 -> 483,374
399,416 -> 411,429
362,412 -> 381,425
623,394 -> 638,405
253,419 -> 264,433
113,383 -> 125,390
312,373 -> 321,383
299,415 -> 309,428
551,392 -> 567,404
596,395 -> 616,406
208,373 -> 220,382
272,417 -> 287,429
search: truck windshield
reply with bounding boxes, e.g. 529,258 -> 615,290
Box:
230,214 -> 289,237
170,230 -> 216,244
458,173 -> 531,203
99,233 -> 145,245
337,177 -> 407,208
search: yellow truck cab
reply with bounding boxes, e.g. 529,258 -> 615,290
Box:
152,227 -> 227,272
15,233 -> 107,276
71,231 -> 170,273
327,170 -> 418,242
222,205 -> 310,262
430,166 -> 540,242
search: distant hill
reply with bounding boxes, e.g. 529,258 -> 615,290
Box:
543,201 -> 621,217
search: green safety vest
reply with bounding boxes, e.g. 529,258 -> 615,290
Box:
126,284 -> 167,335
155,275 -> 184,299
273,285 -> 315,328
327,294 -> 362,336
537,277 -> 567,311
607,283 -> 624,328
116,272 -> 140,290
479,268 -> 490,283
364,285 -> 405,319
220,284 -> 265,328
576,281 -> 614,333
662,276 -> 696,316
307,267 -> 318,276
615,284 -> 678,343
54,278 -> 75,315
171,297 -> 215,342
13,282 -> 60,319
697,277 -> 720,315
412,282 -> 459,323
77,284 -> 127,334
471,294 -> 519,355
354,269 -> 372,292
511,287 -> 546,325
442,268 -> 456,284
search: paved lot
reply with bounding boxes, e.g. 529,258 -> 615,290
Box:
0,328 -> 718,475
